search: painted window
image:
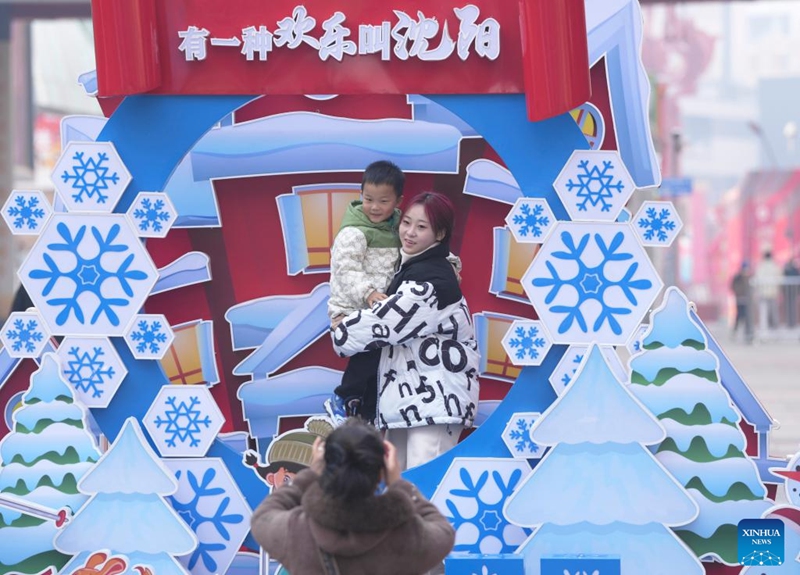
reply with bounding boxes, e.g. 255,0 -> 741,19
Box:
277,184 -> 361,274
489,226 -> 539,303
473,312 -> 523,382
160,320 -> 220,386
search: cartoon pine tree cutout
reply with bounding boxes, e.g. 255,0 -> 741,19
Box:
55,417 -> 197,575
0,354 -> 101,574
629,287 -> 771,564
504,345 -> 704,575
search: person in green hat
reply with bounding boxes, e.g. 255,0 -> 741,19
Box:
244,418 -> 333,490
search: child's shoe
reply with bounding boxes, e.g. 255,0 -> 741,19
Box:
324,394 -> 347,427
345,397 -> 362,418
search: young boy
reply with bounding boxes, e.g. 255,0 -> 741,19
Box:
326,160 -> 404,424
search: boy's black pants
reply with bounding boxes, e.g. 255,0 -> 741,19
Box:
334,349 -> 380,421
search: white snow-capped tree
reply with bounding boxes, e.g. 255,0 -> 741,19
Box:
0,354 -> 100,574
504,345 -> 704,575
629,287 -> 771,564
55,417 -> 197,575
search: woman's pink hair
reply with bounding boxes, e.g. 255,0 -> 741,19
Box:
407,192 -> 456,244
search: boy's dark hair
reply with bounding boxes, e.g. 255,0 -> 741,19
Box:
319,418 -> 384,502
362,160 -> 405,198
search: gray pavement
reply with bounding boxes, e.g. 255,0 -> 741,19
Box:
707,322 -> 800,462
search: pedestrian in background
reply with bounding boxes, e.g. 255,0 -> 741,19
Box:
754,251 -> 781,331
783,257 -> 799,329
731,262 -> 754,344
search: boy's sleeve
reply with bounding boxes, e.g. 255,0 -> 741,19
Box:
446,252 -> 462,273
330,227 -> 378,308
331,280 -> 443,356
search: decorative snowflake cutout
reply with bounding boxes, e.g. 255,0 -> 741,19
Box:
165,458 -> 252,575
626,324 -> 649,356
504,198 -> 556,244
548,345 -> 627,395
2,190 -> 52,235
126,191 -> 178,238
522,221 -> 663,344
51,141 -> 132,213
144,385 -> 225,457
19,214 -> 158,336
56,336 -> 127,408
553,150 -> 635,222
431,458 -> 532,554
124,314 -> 175,360
501,412 -> 544,459
1,311 -> 49,358
500,320 -> 552,366
632,200 -> 682,247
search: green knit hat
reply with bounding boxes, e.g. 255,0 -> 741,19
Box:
264,418 -> 334,472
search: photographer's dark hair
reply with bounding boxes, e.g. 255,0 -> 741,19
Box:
362,160 -> 405,198
319,419 -> 384,502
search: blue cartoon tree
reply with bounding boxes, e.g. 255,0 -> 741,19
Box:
55,418 -> 197,575
629,287 -> 771,564
0,354 -> 100,574
504,346 -> 704,574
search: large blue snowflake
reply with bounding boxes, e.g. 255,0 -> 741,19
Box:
444,467 -> 528,554
507,326 -> 546,361
133,198 -> 171,233
154,395 -> 213,447
509,418 -> 539,454
561,353 -> 584,385
130,319 -> 168,354
532,231 -> 653,335
170,467 -> 245,573
28,222 -> 150,326
512,203 -> 549,238
64,345 -> 115,398
638,207 -> 676,242
7,195 -> 45,231
566,159 -> 625,212
6,319 -> 44,353
60,151 -> 120,204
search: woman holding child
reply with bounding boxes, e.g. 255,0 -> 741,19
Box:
332,191 -> 480,470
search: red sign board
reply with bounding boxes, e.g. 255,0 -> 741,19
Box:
91,0 -> 591,120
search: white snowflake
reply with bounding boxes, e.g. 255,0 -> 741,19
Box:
154,395 -> 213,448
5,318 -> 44,353
20,214 -> 158,336
553,150 -> 634,222
513,204 -> 548,238
633,201 -> 683,247
145,386 -> 225,457
130,319 -> 168,354
522,222 -> 663,344
638,207 -> 676,242
6,195 -> 45,230
63,345 -> 115,398
507,325 -> 546,361
566,159 -> 624,212
60,150 -> 120,204
133,198 -> 170,232
432,459 -> 532,554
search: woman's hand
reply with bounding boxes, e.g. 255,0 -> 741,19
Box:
367,290 -> 388,307
310,437 -> 325,474
383,440 -> 402,486
330,315 -> 344,329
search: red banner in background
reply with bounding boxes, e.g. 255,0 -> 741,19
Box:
91,0 -> 590,121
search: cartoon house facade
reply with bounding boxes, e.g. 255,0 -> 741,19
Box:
0,2 -> 792,575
